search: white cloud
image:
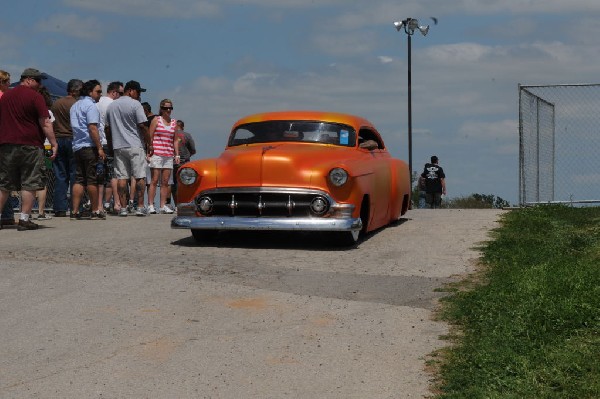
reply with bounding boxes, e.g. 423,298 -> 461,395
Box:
62,0 -> 220,18
458,119 -> 517,142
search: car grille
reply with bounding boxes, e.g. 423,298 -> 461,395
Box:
194,190 -> 330,217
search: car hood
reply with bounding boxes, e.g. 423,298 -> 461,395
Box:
215,143 -> 354,189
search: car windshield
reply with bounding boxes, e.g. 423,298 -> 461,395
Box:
228,121 -> 356,147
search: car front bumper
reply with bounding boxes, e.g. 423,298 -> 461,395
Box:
171,201 -> 362,233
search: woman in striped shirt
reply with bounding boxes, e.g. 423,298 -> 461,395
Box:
147,99 -> 180,214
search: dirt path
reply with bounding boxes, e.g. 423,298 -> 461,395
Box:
0,209 -> 504,398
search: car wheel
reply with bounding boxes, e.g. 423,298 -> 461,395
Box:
191,229 -> 217,243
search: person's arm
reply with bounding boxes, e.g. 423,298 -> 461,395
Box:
173,128 -> 180,165
89,123 -> 105,160
39,117 -> 57,160
441,178 -> 446,195
187,133 -> 196,156
142,119 -> 153,156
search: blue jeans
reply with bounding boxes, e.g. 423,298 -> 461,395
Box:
1,198 -> 14,222
52,137 -> 76,212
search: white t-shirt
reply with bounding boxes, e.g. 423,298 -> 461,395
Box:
96,96 -> 113,145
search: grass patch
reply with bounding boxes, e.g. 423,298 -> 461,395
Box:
434,205 -> 600,398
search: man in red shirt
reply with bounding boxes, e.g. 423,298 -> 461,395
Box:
0,68 -> 58,231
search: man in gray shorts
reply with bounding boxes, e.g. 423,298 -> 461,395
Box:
105,80 -> 151,216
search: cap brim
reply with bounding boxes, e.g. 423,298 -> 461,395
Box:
140,88 -> 147,92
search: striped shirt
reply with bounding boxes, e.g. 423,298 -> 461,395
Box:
152,116 -> 177,157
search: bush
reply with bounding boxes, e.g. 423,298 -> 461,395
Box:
446,193 -> 510,209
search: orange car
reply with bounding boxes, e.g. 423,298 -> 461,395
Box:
171,111 -> 411,245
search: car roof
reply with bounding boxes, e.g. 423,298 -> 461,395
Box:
232,110 -> 374,131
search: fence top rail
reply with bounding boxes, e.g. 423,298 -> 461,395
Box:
519,83 -> 600,89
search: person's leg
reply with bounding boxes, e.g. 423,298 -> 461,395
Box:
136,178 -> 146,209
20,190 -> 36,218
425,193 -> 433,209
159,168 -> 171,208
87,184 -> 100,213
1,199 -> 14,224
71,183 -> 85,215
130,176 -> 137,208
0,189 -> 9,215
433,192 -> 442,209
37,187 -> 48,216
117,179 -> 128,211
97,184 -> 104,213
148,168 -> 160,209
52,138 -> 69,213
109,178 -> 120,211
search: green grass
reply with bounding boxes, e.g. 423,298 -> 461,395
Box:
434,205 -> 600,398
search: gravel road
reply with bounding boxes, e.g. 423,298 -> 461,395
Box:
0,208 -> 505,398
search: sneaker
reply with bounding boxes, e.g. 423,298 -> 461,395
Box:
119,208 -> 128,217
103,202 -> 111,212
135,207 -> 147,217
91,211 -> 106,220
36,213 -> 52,221
77,210 -> 92,220
147,204 -> 157,214
17,219 -> 39,231
160,206 -> 174,214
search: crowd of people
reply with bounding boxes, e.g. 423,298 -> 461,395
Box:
0,68 -> 196,231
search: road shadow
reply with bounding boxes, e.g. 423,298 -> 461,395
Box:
171,218 -> 411,250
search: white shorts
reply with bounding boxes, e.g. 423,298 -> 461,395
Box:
146,164 -> 174,185
148,154 -> 174,169
114,147 -> 147,180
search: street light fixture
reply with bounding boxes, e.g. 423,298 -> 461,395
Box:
393,18 -> 430,181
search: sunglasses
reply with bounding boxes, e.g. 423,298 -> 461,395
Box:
161,106 -> 173,111
30,77 -> 41,83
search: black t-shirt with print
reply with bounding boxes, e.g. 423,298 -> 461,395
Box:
421,163 -> 445,193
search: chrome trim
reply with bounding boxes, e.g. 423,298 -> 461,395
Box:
173,188 -> 359,232
171,215 -> 362,233
199,187 -> 328,195
257,195 -> 265,215
286,195 -> 294,215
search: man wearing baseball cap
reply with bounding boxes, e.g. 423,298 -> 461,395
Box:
105,80 -> 151,216
0,68 -> 58,231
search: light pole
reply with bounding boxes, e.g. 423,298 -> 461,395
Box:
393,18 -> 430,180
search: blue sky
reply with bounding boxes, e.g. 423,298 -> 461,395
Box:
3,0 -> 600,204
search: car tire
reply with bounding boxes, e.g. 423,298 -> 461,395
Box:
191,229 -> 217,243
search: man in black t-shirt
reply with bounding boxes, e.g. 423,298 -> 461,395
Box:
421,155 -> 446,209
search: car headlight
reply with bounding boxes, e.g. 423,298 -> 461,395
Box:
329,168 -> 348,187
179,167 -> 198,185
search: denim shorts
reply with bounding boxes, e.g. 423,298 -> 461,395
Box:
0,144 -> 45,191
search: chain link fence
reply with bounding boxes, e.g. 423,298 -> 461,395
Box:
519,84 -> 600,205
